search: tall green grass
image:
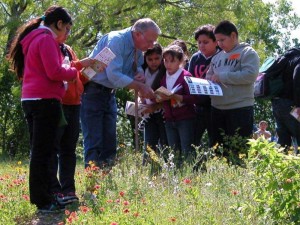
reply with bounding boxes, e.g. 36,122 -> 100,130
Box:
0,139 -> 299,225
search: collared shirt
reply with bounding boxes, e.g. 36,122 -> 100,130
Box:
166,68 -> 183,90
89,27 -> 144,89
144,68 -> 159,87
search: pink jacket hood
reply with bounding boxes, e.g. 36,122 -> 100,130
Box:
20,27 -> 77,100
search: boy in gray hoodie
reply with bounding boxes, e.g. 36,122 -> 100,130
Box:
206,20 -> 259,162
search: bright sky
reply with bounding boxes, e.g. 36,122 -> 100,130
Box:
264,0 -> 300,40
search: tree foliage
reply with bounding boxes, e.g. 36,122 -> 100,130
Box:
0,0 -> 299,156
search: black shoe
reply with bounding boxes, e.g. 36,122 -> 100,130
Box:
37,203 -> 65,213
56,192 -> 79,206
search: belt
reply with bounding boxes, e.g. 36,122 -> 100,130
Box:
87,82 -> 115,94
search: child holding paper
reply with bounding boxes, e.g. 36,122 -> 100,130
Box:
139,44 -> 168,162
206,20 -> 259,163
188,24 -> 221,147
157,45 -> 198,164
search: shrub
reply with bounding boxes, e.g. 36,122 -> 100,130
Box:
248,139 -> 300,224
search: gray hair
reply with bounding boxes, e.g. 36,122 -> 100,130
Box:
132,18 -> 161,35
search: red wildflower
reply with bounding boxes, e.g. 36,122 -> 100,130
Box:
66,217 -> 73,224
80,206 -> 91,213
94,184 -> 101,189
231,190 -> 239,195
65,210 -> 70,215
69,211 -> 78,219
91,165 -> 100,171
106,199 -> 113,203
110,222 -> 118,225
100,207 -> 105,212
58,222 -> 64,225
119,191 -> 125,197
22,195 -> 30,201
183,178 -> 192,184
133,212 -> 139,217
123,208 -> 130,213
123,200 -> 129,206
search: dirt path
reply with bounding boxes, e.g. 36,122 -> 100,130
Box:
26,213 -> 65,225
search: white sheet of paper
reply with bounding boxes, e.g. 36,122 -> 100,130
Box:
184,76 -> 223,96
82,47 -> 116,80
125,101 -> 147,117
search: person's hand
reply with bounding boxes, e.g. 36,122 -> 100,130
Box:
134,73 -> 146,83
93,61 -> 107,73
138,84 -> 155,99
209,74 -> 220,83
79,57 -> 95,67
295,107 -> 300,116
80,58 -> 107,73
156,93 -> 171,102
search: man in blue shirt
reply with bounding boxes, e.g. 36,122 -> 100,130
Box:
81,18 -> 160,168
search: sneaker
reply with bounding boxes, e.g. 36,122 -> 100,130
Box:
37,203 -> 65,213
56,192 -> 79,206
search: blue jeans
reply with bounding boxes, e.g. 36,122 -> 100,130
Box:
211,106 -> 253,153
272,98 -> 300,147
165,119 -> 195,157
50,105 -> 80,195
144,112 -> 168,153
80,82 -> 117,167
22,99 -> 61,208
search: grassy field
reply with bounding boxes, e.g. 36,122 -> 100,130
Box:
0,139 -> 299,225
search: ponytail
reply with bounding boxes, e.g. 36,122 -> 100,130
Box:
7,18 -> 43,79
7,5 -> 72,79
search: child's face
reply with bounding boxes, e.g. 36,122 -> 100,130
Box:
215,32 -> 236,53
197,34 -> 218,58
164,54 -> 182,75
145,53 -> 162,73
259,122 -> 268,130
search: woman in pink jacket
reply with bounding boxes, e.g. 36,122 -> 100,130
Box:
7,5 -> 93,213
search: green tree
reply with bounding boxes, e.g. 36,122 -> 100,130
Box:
0,0 -> 299,156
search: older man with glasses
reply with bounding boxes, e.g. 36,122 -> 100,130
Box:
81,18 -> 161,169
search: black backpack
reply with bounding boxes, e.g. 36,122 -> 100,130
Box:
254,48 -> 300,99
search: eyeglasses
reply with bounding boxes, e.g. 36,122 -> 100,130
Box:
140,33 -> 155,45
66,27 -> 71,35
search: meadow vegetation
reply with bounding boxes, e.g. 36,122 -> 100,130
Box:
0,139 -> 299,225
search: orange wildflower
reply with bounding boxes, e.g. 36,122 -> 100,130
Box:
170,217 -> 176,222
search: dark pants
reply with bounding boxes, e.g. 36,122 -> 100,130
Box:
194,105 -> 213,147
50,105 -> 80,195
272,98 -> 300,148
22,99 -> 61,208
211,106 -> 254,154
144,112 -> 168,153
